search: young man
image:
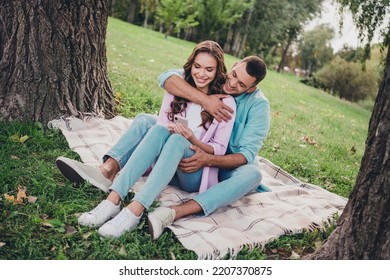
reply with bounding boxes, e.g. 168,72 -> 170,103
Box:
147,56 -> 270,239
56,55 -> 270,239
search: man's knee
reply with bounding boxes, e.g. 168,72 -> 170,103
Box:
238,164 -> 262,185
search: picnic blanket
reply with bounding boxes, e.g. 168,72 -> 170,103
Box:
49,115 -> 348,259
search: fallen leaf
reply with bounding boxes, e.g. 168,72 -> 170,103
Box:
273,111 -> 280,117
40,214 -> 49,220
15,186 -> 27,204
287,114 -> 296,122
119,246 -> 127,256
10,134 -> 20,142
290,250 -> 301,260
64,224 -> 77,236
42,222 -> 54,228
301,136 -> 317,146
4,194 -> 15,204
42,218 -> 64,230
19,135 -> 29,143
28,196 -> 38,203
10,155 -> 19,160
83,232 -> 92,239
170,251 -> 176,260
314,239 -> 323,249
0,242 -> 6,248
10,133 -> 29,144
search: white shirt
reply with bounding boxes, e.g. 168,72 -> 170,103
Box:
186,103 -> 203,139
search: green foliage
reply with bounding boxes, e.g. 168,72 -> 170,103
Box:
299,24 -> 335,72
315,56 -> 379,101
0,18 -> 372,260
155,0 -> 199,38
338,0 -> 390,59
336,45 -> 366,62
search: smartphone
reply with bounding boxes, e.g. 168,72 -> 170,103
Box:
173,115 -> 188,127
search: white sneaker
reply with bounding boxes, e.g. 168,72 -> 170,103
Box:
98,208 -> 141,238
56,156 -> 112,192
78,200 -> 120,228
147,207 -> 176,240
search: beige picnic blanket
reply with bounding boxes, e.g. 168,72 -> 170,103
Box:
49,115 -> 347,259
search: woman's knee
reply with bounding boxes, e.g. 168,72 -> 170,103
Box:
133,113 -> 157,127
165,134 -> 191,154
148,124 -> 169,135
167,134 -> 188,146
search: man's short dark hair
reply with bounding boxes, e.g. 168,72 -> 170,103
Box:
241,55 -> 267,86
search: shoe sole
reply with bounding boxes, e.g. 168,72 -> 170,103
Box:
56,156 -> 110,192
56,157 -> 85,184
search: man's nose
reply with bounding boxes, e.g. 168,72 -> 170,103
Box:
230,78 -> 238,87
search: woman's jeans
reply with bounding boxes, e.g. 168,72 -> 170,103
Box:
108,124 -> 202,209
104,113 -> 262,215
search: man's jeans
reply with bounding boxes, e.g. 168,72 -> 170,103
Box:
104,113 -> 261,215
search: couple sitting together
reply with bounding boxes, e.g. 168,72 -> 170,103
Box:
56,40 -> 270,239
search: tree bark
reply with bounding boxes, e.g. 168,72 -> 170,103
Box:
223,25 -> 233,54
277,38 -> 293,73
0,0 -> 114,124
127,0 -> 139,23
307,46 -> 390,259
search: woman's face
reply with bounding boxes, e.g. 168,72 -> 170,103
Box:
191,52 -> 218,93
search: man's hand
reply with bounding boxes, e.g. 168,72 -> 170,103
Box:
203,94 -> 234,122
179,145 -> 210,173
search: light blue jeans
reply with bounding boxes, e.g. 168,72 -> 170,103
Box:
108,124 -> 203,209
104,114 -> 262,215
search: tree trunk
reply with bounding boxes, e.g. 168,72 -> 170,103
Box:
277,38 -> 292,73
223,25 -> 233,54
232,29 -> 242,57
143,9 -> 148,29
0,0 -> 114,124
307,46 -> 390,259
110,0 -> 116,17
237,8 -> 253,58
127,0 -> 138,23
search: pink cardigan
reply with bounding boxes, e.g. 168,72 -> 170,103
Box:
156,92 -> 236,193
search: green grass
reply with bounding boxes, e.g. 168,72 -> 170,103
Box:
0,17 -> 372,260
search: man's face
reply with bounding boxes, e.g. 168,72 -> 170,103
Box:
222,62 -> 256,95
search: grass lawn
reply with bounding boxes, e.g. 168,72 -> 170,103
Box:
0,17 -> 372,260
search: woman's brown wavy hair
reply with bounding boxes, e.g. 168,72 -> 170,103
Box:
168,40 -> 227,129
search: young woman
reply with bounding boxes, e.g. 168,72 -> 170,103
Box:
78,41 -> 236,238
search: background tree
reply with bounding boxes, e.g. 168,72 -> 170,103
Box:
0,0 -> 114,124
307,0 -> 390,259
299,24 -> 334,74
140,0 -> 158,28
315,56 -> 378,101
154,0 -> 198,39
276,0 -> 322,72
